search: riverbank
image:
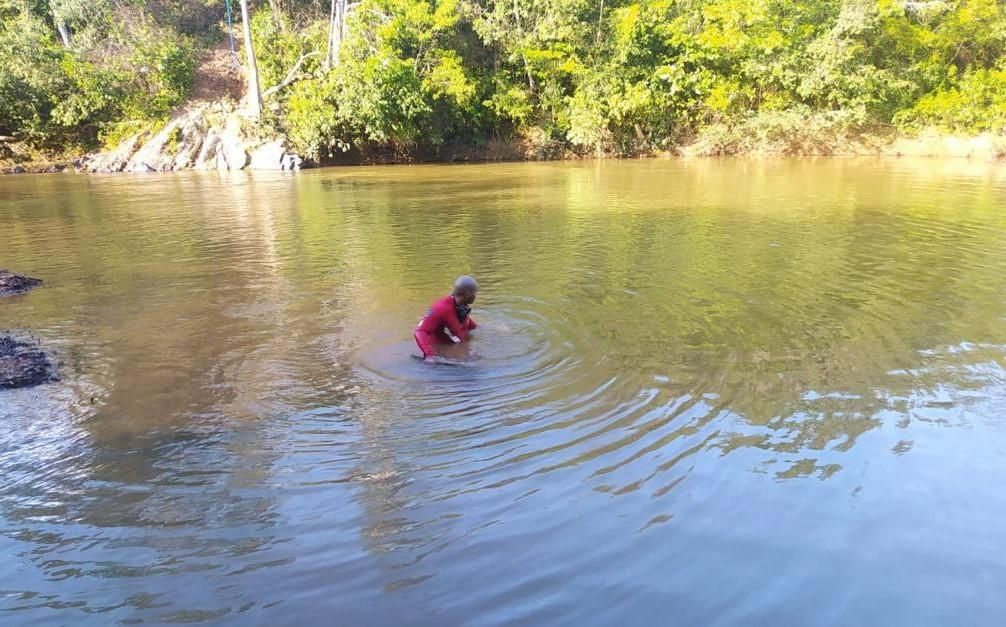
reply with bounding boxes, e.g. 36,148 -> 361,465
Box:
3,127 -> 1004,175
0,146 -> 82,174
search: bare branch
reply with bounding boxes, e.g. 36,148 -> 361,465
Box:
264,51 -> 322,99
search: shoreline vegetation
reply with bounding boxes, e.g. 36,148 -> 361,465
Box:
3,129 -> 1005,175
3,1 -> 1006,174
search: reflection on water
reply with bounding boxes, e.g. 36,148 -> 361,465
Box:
3,159 -> 1006,625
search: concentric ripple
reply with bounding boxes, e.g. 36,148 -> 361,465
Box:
352,293 -> 725,507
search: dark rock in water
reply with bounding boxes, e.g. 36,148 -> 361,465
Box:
0,335 -> 56,389
0,270 -> 42,296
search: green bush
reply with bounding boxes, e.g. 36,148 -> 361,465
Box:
99,119 -> 161,149
896,64 -> 1006,132
282,0 -> 481,158
691,107 -> 867,156
250,8 -> 326,92
285,75 -> 346,159
117,29 -> 198,120
0,14 -> 118,148
0,7 -> 196,149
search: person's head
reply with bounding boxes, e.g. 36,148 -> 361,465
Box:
452,275 -> 478,306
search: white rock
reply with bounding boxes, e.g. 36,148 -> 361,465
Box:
218,117 -> 247,170
125,119 -> 181,172
83,104 -> 313,174
249,140 -> 287,170
194,132 -> 220,170
281,153 -> 303,170
86,133 -> 143,172
172,120 -> 205,170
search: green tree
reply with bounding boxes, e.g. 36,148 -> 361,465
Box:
285,0 -> 479,157
5,0 -> 1006,157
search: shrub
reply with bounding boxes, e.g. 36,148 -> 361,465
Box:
0,14 -> 119,148
896,64 -> 1006,132
691,107 -> 867,156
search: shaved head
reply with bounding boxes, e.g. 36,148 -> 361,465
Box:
454,275 -> 478,293
453,275 -> 478,305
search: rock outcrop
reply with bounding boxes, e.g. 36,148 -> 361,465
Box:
0,335 -> 55,389
0,271 -> 55,389
0,270 -> 42,296
83,102 -> 305,173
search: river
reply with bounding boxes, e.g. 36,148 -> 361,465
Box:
3,159 -> 1006,625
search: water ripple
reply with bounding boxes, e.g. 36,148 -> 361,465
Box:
4,161 -> 1006,624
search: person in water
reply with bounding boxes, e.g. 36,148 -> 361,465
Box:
415,276 -> 479,360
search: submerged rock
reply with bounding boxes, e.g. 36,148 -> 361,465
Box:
2,163 -> 70,174
0,270 -> 42,296
0,335 -> 56,389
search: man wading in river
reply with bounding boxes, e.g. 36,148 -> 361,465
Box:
415,276 -> 479,361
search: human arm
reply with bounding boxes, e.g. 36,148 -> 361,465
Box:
415,302 -> 448,359
414,330 -> 438,359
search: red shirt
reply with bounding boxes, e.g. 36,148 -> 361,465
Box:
414,295 -> 478,358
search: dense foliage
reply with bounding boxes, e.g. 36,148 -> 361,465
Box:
2,0 -> 1006,157
0,0 -> 199,151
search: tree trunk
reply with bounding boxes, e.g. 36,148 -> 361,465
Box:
324,0 -> 336,69
511,1 -> 535,91
55,20 -> 71,47
595,0 -> 605,47
239,0 -> 263,116
268,0 -> 284,31
51,3 -> 71,48
336,0 -> 346,63
325,0 -> 347,70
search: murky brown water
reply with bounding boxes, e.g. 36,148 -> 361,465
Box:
3,159 -> 1006,625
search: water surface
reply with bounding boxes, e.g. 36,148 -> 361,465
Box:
3,159 -> 1006,625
